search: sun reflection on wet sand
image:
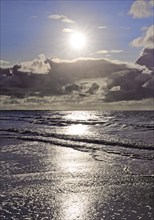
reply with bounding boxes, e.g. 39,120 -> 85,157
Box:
61,194 -> 88,220
46,146 -> 94,219
1,140 -> 152,219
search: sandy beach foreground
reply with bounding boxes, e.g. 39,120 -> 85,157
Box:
0,137 -> 154,220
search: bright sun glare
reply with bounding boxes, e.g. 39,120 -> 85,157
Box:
69,32 -> 87,50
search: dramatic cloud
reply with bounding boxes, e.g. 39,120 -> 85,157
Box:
104,68 -> 154,102
131,25 -> 154,68
136,48 -> 154,68
129,0 -> 154,18
48,14 -> 75,23
0,55 -> 153,107
19,54 -> 50,74
131,25 -> 154,49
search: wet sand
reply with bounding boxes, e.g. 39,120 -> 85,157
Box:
0,137 -> 154,219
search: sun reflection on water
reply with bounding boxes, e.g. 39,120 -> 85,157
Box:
64,111 -> 95,136
66,124 -> 89,136
64,111 -> 96,121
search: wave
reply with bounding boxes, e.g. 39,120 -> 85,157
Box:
1,115 -> 153,131
0,111 -> 153,161
1,128 -> 154,151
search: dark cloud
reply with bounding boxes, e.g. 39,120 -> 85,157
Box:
104,69 -> 154,102
136,48 -> 154,68
131,25 -> 154,69
64,83 -> 81,93
0,56 -> 153,105
45,57 -> 129,80
86,82 -> 99,94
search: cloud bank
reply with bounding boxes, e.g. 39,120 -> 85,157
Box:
0,54 -> 153,109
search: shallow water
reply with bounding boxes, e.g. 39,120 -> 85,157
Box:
0,110 -> 154,159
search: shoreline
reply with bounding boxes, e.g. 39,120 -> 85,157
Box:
0,137 -> 154,219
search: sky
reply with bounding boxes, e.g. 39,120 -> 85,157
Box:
0,0 -> 154,110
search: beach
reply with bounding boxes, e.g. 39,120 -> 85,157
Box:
0,136 -> 154,220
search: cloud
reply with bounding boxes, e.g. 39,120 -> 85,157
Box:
110,50 -> 124,53
131,25 -> 154,68
96,50 -> 108,54
104,69 -> 154,102
131,25 -> 154,49
97,26 -> 107,29
0,55 -> 153,108
0,59 -> 10,67
48,14 -> 66,20
96,50 -> 123,54
86,82 -> 99,94
48,14 -> 75,23
19,54 -> 50,74
136,48 -> 154,68
129,0 -> 154,18
62,18 -> 75,24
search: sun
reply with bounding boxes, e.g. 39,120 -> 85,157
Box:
69,31 -> 87,50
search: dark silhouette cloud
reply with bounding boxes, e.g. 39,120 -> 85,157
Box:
0,56 -> 153,104
136,48 -> 154,68
104,69 -> 154,102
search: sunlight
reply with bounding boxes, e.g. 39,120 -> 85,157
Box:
64,111 -> 95,136
64,111 -> 96,121
63,194 -> 86,220
69,31 -> 87,50
67,124 -> 88,135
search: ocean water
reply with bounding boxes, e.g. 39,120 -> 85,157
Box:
0,110 -> 154,160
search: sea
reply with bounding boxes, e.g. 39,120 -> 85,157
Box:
0,110 -> 154,161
